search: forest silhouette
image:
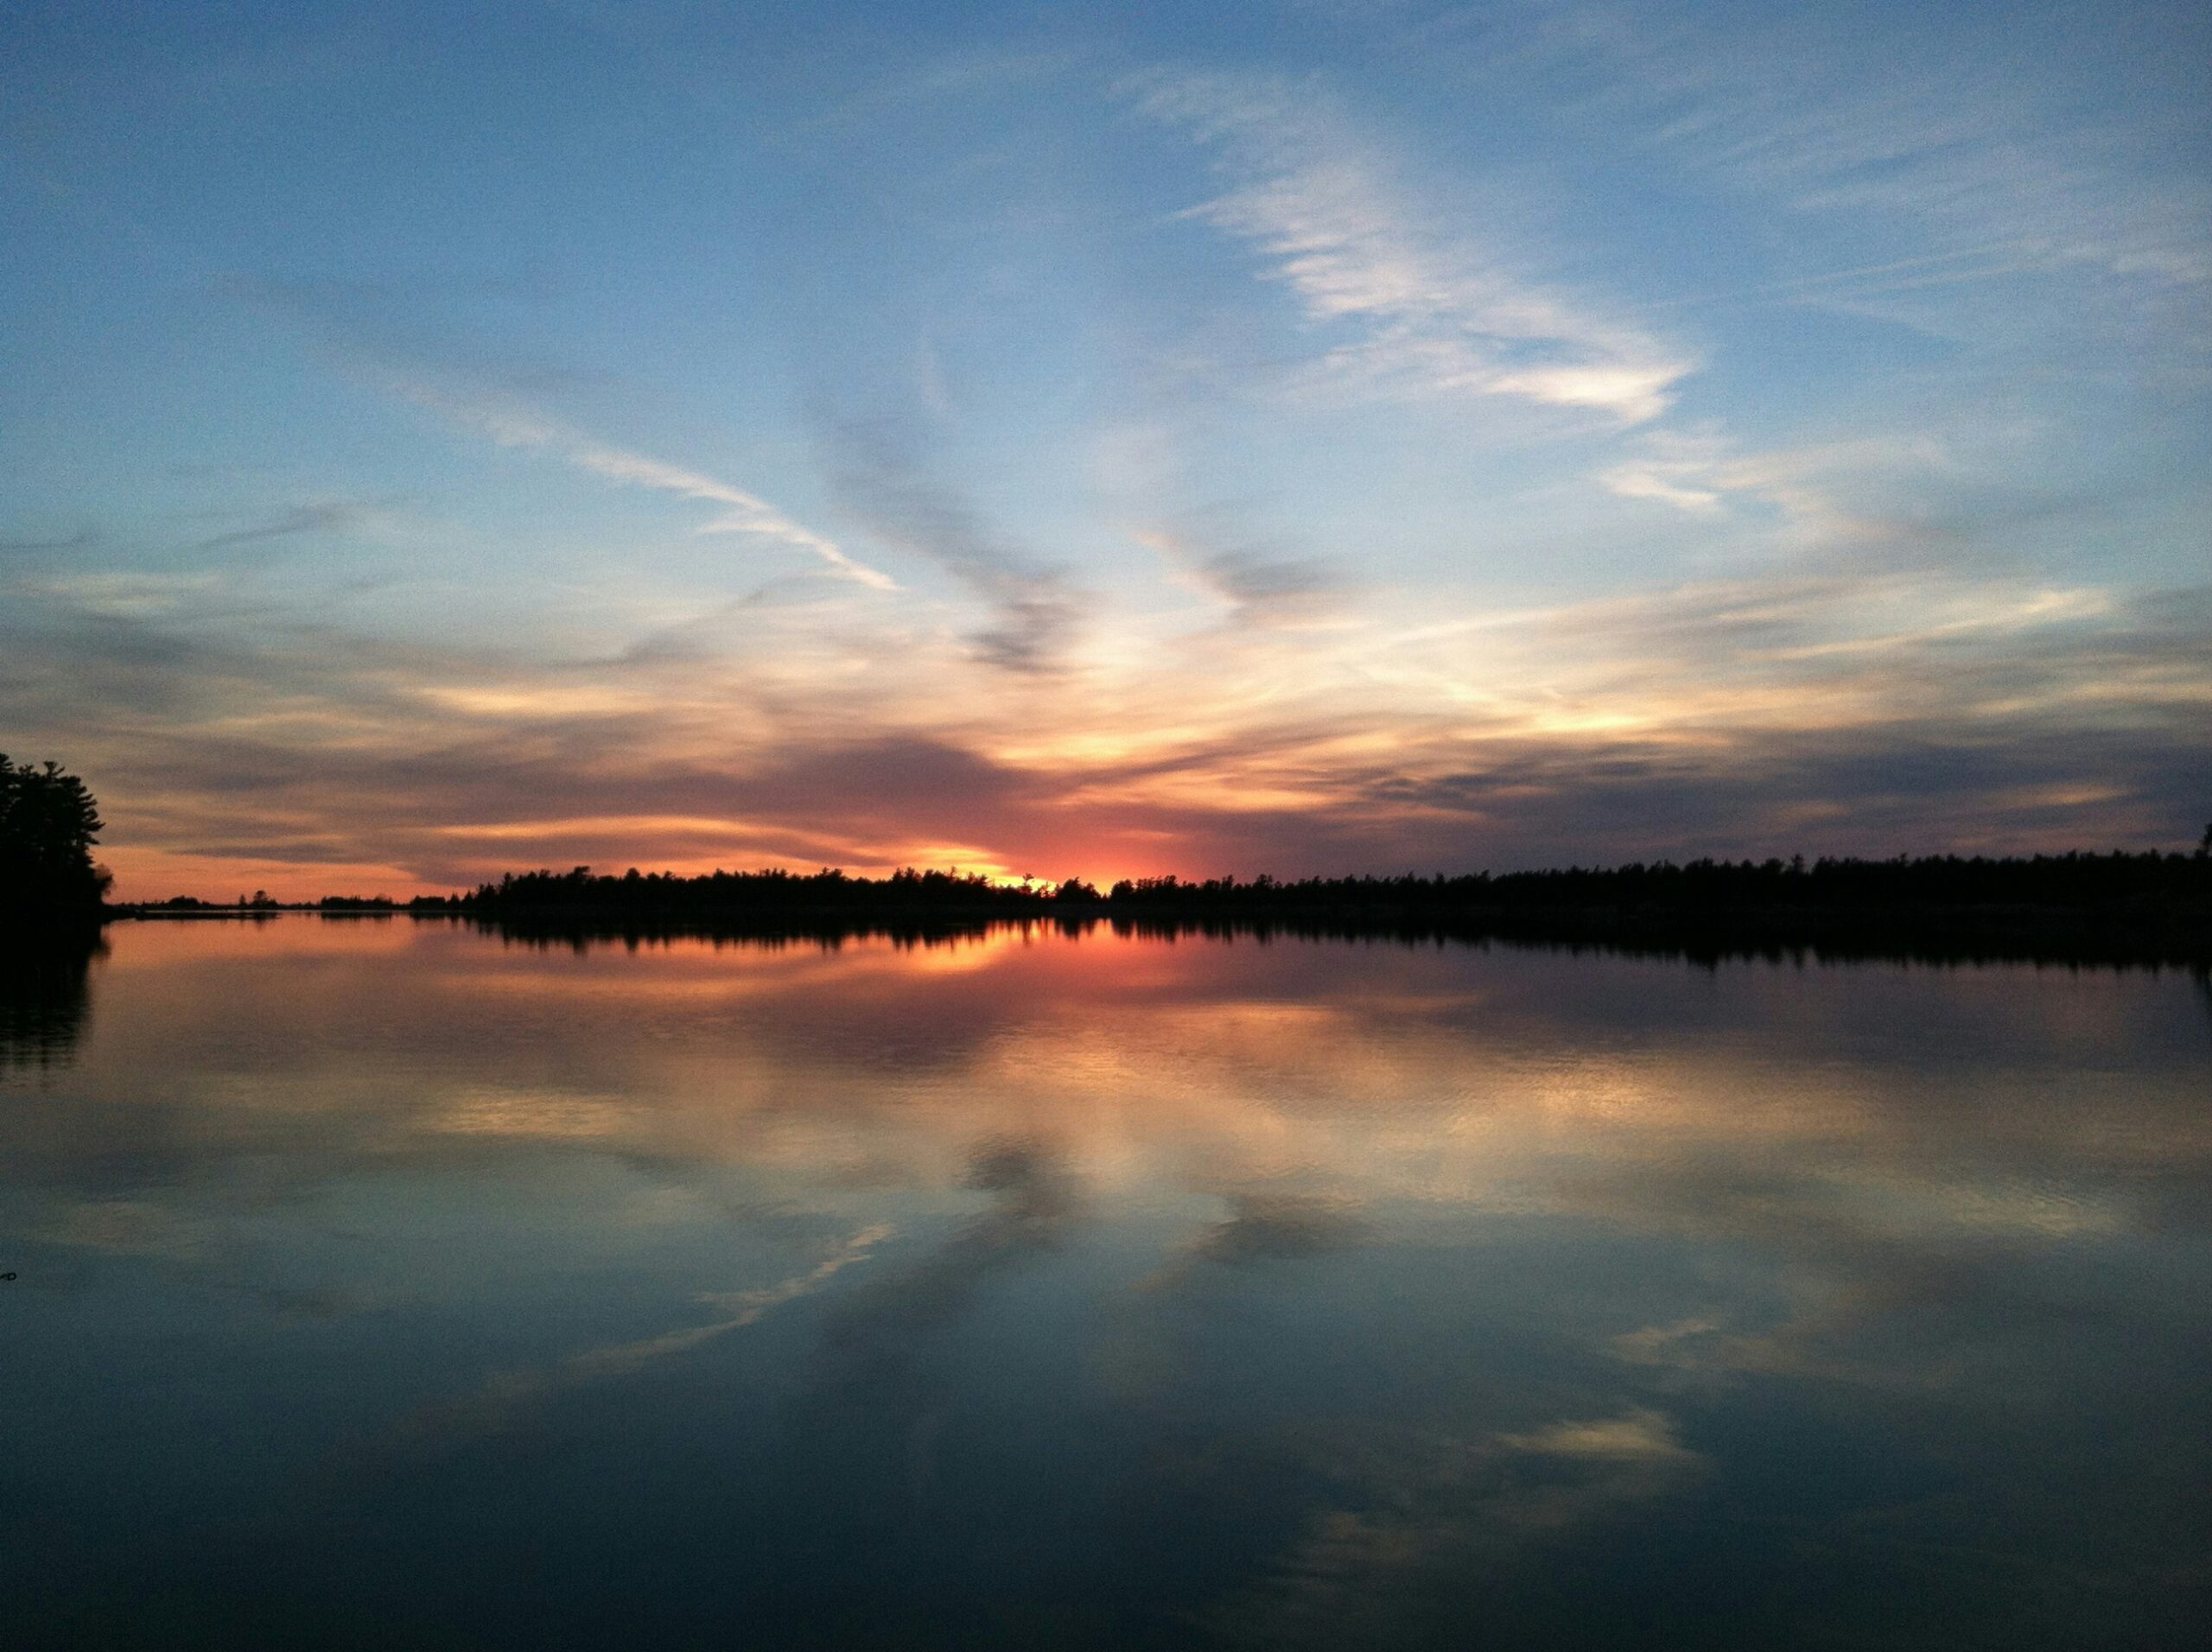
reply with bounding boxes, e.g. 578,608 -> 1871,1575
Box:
409,848 -> 2212,966
442,851 -> 2212,919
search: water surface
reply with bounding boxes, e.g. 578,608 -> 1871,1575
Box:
3,919 -> 2206,1649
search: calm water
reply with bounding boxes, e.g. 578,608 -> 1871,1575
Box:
3,919 -> 2206,1649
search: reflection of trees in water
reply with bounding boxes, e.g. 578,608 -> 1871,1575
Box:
468,911 -> 2206,973
0,931 -> 101,1073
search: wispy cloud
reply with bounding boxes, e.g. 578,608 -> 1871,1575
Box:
219,273 -> 895,591
386,372 -> 899,591
0,530 -> 99,558
187,499 -> 370,556
1596,428 -> 1958,546
1126,67 -> 1694,424
29,550 -> 2212,897
10,569 -> 227,619
1525,4 -> 2211,327
1596,429 -> 1729,516
1135,523 -> 1351,627
817,411 -> 1083,673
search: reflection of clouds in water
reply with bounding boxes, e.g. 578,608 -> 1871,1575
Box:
29,1193 -> 383,1319
779,1140 -> 1083,1514
1498,1407 -> 1700,1465
391,1223 -> 891,1446
431,1086 -> 633,1140
9,932 -> 2208,1594
1806,1167 -> 2120,1239
0,926 -> 2202,1643
1605,1276 -> 1978,1394
1209,1411 -> 1707,1649
1610,1314 -> 1731,1369
807,1140 -> 1077,1400
41,1197 -> 211,1260
15,926 -> 2206,1423
579,1221 -> 893,1376
1137,1191 -> 1370,1293
1570,1142 -> 2154,1394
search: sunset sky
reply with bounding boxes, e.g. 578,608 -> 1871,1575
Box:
4,0 -> 2208,898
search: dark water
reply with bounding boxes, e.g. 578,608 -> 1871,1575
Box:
3,919 -> 2206,1649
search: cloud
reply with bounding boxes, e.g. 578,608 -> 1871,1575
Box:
187,499 -> 369,556
1597,430 -> 1730,516
792,41 -> 1082,137
0,530 -> 99,557
6,518 -> 2209,898
1522,4 -> 2211,327
9,570 -> 227,619
817,412 -> 1084,672
1598,430 -> 1974,556
386,373 -> 899,591
1126,67 -> 1694,424
1137,524 -> 1350,627
221,273 -> 897,591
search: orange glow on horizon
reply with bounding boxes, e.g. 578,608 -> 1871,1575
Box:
97,838 -> 1163,905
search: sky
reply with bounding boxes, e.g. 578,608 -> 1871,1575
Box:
3,0 -> 2208,898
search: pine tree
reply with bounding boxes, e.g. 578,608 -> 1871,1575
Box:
0,755 -> 111,916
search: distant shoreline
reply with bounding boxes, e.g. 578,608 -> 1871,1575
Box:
82,848 -> 2208,964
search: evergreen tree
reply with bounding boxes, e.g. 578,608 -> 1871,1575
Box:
0,755 -> 111,917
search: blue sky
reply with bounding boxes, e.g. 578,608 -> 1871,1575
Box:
3,0 -> 2208,894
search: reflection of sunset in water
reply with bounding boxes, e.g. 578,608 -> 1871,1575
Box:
3,920 -> 2206,1648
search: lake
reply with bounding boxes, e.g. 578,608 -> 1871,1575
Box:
3,918 -> 2206,1649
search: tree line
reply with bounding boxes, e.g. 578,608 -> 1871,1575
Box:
442,864 -> 1058,920
447,848 -> 2211,923
431,849 -> 2210,964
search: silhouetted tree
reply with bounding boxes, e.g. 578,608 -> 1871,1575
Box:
0,754 -> 111,918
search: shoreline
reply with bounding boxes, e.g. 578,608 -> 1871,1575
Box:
81,900 -> 2212,969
